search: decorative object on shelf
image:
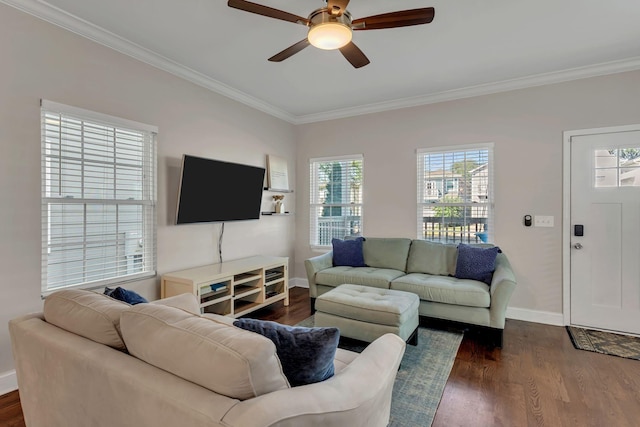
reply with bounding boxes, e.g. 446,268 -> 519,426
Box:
267,155 -> 289,191
272,194 -> 285,213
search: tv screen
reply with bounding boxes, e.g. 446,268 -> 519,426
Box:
176,155 -> 266,224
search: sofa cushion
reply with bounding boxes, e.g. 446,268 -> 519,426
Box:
406,240 -> 458,276
332,237 -> 366,267
43,289 -> 130,350
120,304 -> 290,400
391,273 -> 490,308
316,266 -> 405,289
455,244 -> 501,285
233,319 -> 339,387
362,238 -> 412,271
151,292 -> 201,315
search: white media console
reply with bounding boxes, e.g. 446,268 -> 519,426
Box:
160,255 -> 289,317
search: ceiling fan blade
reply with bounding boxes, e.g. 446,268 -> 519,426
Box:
339,42 -> 370,69
327,0 -> 350,16
268,39 -> 311,62
352,7 -> 435,30
228,0 -> 309,26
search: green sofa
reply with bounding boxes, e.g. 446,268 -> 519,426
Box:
305,238 -> 517,346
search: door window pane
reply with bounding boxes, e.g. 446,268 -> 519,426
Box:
594,148 -> 640,188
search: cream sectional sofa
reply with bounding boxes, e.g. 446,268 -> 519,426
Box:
9,290 -> 405,427
305,238 -> 517,346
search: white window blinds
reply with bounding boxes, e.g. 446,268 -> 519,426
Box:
41,100 -> 157,294
417,144 -> 494,243
309,155 -> 363,247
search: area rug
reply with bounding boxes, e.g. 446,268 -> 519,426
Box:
297,316 -> 463,426
566,326 -> 640,361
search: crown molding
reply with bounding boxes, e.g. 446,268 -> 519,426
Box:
293,56 -> 640,124
0,0 -> 297,123
4,0 -> 640,125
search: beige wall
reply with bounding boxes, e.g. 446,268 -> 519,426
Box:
0,4 -> 296,377
294,70 -> 640,317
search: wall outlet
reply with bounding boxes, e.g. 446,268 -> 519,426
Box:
534,215 -> 554,227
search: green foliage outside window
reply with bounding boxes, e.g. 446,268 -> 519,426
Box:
433,194 -> 463,218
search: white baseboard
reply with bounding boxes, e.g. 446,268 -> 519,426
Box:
506,307 -> 564,326
289,278 -> 309,288
0,370 -> 18,395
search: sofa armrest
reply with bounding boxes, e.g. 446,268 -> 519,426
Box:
221,333 -> 406,427
304,251 -> 334,298
489,253 -> 517,329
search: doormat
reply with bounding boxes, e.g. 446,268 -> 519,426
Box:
566,326 -> 640,361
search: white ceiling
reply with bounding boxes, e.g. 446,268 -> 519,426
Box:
5,0 -> 640,123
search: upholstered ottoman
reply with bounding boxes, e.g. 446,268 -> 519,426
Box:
314,284 -> 419,345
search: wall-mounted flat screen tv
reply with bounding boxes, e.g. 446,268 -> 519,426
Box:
176,154 -> 265,224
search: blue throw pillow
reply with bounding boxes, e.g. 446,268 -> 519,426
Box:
454,244 -> 501,285
104,287 -> 148,305
332,237 -> 366,267
233,318 -> 339,387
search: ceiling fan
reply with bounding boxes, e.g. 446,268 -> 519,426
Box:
227,0 -> 435,68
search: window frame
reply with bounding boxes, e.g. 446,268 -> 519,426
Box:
309,154 -> 364,249
417,143 -> 494,244
41,100 -> 158,295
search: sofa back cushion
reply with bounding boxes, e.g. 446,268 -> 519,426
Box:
150,292 -> 201,315
120,304 -> 290,400
407,240 -> 458,276
363,238 -> 412,271
43,289 -> 130,350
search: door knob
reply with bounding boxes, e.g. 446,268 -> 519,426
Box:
573,243 -> 583,250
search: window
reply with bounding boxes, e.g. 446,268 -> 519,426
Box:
417,144 -> 493,243
41,100 -> 157,294
309,155 -> 363,247
594,148 -> 640,187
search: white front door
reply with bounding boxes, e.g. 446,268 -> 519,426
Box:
570,128 -> 640,335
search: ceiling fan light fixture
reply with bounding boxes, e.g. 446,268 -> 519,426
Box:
308,22 -> 352,50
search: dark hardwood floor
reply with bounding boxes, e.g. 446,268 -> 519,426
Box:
0,390 -> 24,427
2,287 -> 639,427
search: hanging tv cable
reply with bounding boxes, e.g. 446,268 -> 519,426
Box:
218,222 -> 225,263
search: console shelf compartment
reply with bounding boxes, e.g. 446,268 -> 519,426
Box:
234,286 -> 262,299
201,295 -> 232,309
161,255 -> 289,317
234,272 -> 261,285
202,298 -> 232,316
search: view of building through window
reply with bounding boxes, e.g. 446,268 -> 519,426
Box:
594,148 -> 640,187
417,145 -> 493,243
309,156 -> 363,246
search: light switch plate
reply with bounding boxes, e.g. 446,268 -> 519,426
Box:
534,215 -> 554,227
